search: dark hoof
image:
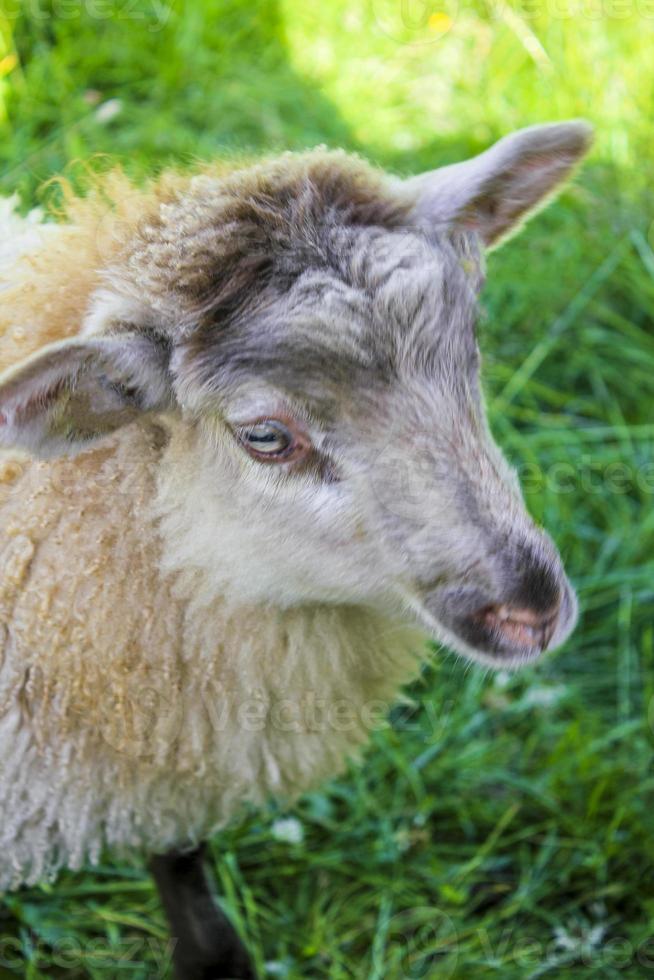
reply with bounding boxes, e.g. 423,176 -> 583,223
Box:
173,952 -> 257,980
150,845 -> 258,980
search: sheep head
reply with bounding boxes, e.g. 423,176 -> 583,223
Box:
0,122 -> 592,667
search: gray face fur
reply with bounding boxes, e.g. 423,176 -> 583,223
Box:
0,122 -> 592,667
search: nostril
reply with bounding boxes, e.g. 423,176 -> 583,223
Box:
514,557 -> 561,615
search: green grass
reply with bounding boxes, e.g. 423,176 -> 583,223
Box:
1,2 -> 653,977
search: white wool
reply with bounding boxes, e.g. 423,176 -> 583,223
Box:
0,415 -> 422,890
0,196 -> 57,281
0,198 -> 424,888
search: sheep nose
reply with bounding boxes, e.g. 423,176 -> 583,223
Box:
506,550 -> 562,616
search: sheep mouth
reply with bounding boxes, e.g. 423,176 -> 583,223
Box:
408,583 -> 576,668
446,580 -> 578,667
460,602 -> 560,660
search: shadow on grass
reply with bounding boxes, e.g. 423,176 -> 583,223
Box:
0,0 -> 357,201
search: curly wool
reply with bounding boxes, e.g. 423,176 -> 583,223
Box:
0,192 -> 423,889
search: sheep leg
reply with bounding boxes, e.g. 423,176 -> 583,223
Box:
150,844 -> 257,980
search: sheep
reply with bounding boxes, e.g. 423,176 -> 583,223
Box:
0,121 -> 592,978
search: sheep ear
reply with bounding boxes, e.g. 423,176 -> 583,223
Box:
405,121 -> 593,248
0,333 -> 172,457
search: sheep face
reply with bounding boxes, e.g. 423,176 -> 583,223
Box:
0,122 -> 592,667
159,225 -> 576,669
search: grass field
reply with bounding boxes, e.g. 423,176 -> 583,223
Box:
1,2 -> 653,977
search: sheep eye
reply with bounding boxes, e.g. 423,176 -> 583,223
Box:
236,419 -> 302,462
